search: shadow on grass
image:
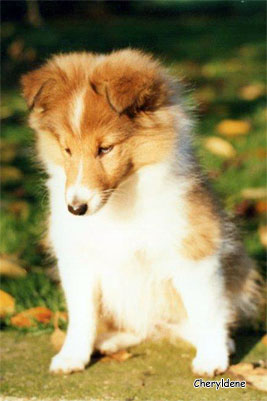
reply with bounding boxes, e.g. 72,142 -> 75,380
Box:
231,330 -> 265,365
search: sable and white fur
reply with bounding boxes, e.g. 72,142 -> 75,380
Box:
21,49 -> 262,376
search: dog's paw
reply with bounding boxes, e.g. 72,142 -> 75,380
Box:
192,349 -> 229,377
49,353 -> 87,374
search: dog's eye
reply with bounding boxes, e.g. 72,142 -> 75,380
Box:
65,148 -> 72,156
98,145 -> 113,156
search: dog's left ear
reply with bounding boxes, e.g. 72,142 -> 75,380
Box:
90,49 -> 171,116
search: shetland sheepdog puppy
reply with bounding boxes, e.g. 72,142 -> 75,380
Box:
21,49 -> 262,376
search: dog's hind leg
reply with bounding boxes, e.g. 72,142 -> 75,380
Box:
95,331 -> 143,354
172,255 -> 232,377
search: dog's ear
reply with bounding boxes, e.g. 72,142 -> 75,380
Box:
90,49 -> 171,116
21,67 -> 57,111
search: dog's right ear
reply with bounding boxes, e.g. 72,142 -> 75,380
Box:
21,67 -> 57,111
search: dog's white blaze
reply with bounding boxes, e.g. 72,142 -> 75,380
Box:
70,90 -> 85,135
66,161 -> 102,213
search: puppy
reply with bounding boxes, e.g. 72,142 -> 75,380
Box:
21,49 -> 262,376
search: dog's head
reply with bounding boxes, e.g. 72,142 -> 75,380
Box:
21,49 -> 175,215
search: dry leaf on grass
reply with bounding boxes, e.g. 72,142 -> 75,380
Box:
11,306 -> 53,327
101,350 -> 132,363
256,201 -> 267,214
204,137 -> 236,158
241,187 -> 267,200
217,119 -> 251,136
259,226 -> 267,248
229,362 -> 267,392
0,256 -> 27,278
0,290 -> 15,317
261,334 -> 267,346
239,84 -> 265,101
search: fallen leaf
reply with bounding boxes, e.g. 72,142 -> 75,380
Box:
259,226 -> 267,248
0,290 -> 15,317
261,334 -> 267,346
241,187 -> 267,200
255,201 -> 267,214
239,84 -> 265,101
229,363 -> 267,392
11,306 -> 53,327
51,327 -> 66,352
101,350 -> 132,363
217,119 -> 251,136
0,256 -> 27,278
1,166 -> 23,183
204,137 -> 236,158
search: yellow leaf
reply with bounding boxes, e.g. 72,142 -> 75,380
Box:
101,350 -> 132,363
259,226 -> 267,248
217,119 -> 251,136
0,290 -> 15,317
204,137 -> 236,158
229,363 -> 267,392
0,256 -> 27,278
256,201 -> 267,214
241,187 -> 267,200
239,84 -> 265,101
11,307 -> 53,327
51,328 -> 66,352
261,334 -> 267,346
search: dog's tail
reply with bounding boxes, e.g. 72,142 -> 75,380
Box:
225,251 -> 264,328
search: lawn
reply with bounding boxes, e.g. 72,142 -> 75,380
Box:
0,7 -> 266,400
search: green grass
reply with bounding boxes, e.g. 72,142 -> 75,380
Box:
0,332 -> 266,401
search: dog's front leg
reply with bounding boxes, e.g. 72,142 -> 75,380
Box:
173,256 -> 231,377
50,261 -> 97,374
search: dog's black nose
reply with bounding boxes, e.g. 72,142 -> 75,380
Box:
68,203 -> 88,216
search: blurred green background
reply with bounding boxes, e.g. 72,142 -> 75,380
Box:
1,0 -> 266,327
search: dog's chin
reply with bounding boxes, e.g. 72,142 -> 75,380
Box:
87,201 -> 106,216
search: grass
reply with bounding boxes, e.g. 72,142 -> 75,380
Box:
0,8 -> 266,400
1,332 -> 266,401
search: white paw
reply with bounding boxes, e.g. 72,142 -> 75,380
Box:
192,349 -> 229,377
49,353 -> 87,374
